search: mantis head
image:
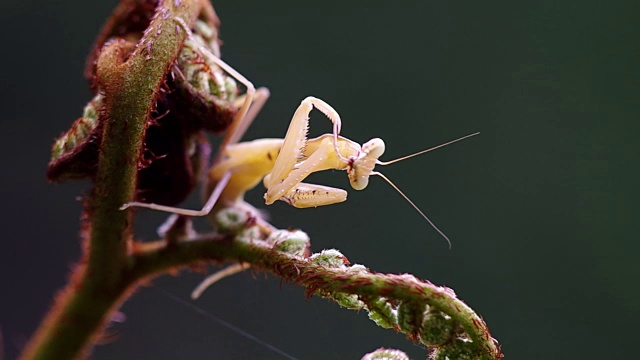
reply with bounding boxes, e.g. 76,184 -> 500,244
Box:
347,138 -> 386,190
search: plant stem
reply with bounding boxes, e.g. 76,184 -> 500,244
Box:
130,234 -> 502,359
20,1 -> 201,359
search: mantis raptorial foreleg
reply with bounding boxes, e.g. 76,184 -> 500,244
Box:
279,182 -> 348,208
266,97 -> 343,188
266,136 -> 349,207
263,97 -> 349,205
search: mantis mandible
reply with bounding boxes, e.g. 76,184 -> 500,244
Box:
121,24 -> 478,248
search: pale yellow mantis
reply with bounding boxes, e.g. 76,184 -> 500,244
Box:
122,21 -> 478,248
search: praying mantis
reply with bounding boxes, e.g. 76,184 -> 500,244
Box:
121,22 -> 478,248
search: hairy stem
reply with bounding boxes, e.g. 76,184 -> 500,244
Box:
20,1 -> 201,359
130,234 -> 502,359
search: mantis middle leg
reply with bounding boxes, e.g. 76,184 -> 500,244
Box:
121,53 -> 270,216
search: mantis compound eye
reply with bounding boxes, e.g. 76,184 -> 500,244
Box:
348,138 -> 385,190
349,172 -> 370,190
362,138 -> 386,159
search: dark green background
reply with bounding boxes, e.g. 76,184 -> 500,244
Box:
1,1 -> 638,359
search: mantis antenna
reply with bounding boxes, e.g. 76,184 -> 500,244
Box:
376,132 -> 480,166
373,132 -> 480,248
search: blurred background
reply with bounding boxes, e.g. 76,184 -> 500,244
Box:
1,1 -> 638,359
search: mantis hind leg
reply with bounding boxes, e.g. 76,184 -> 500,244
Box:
226,87 -> 270,147
175,16 -> 267,150
199,49 -> 272,152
